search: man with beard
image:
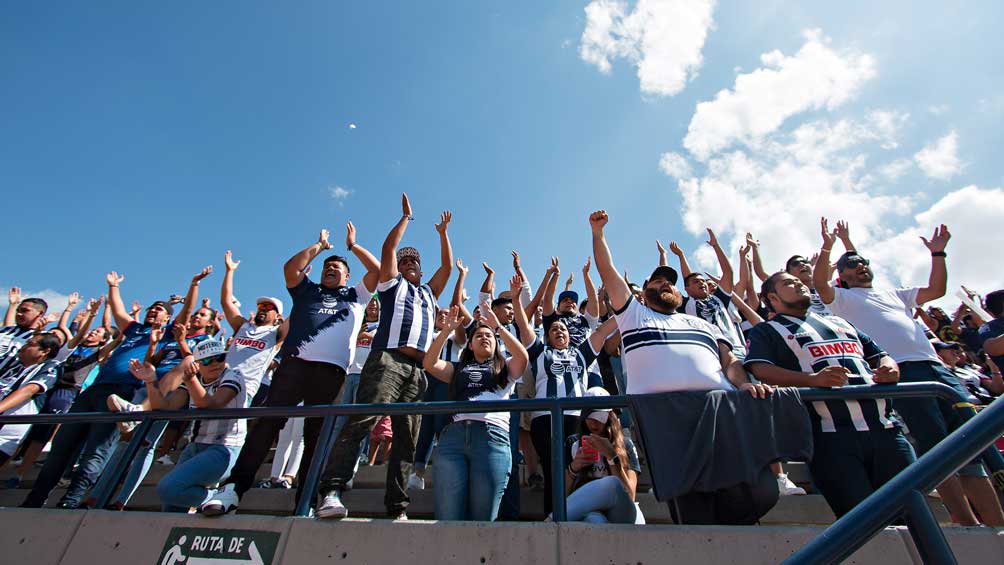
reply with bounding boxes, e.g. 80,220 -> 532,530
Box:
1,290 -> 48,375
745,272 -> 915,518
317,194 -> 454,520
202,223 -> 380,516
588,210 -> 770,396
219,250 -> 286,402
814,218 -> 1004,526
666,232 -> 748,359
23,273 -> 174,509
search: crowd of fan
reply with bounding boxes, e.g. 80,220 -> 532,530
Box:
1,194 -> 1002,527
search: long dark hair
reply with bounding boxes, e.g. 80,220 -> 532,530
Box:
451,322 -> 509,397
570,409 -> 629,492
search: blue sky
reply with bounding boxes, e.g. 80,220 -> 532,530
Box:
3,1 -> 1002,314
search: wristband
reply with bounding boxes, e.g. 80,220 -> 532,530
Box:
403,214 -> 414,221
567,464 -> 580,478
347,242 -> 357,251
931,251 -> 947,258
820,248 -> 831,253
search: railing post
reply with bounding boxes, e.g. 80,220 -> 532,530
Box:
550,401 -> 566,522
92,417 -> 154,509
903,490 -> 957,565
294,414 -> 337,517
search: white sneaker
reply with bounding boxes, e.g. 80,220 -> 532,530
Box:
201,484 -> 239,516
316,490 -> 348,520
107,394 -> 142,434
156,454 -> 175,466
777,473 -> 806,496
407,473 -> 425,491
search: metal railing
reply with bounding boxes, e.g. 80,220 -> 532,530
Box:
1,382 -> 1000,563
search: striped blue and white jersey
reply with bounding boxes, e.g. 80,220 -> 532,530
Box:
0,325 -> 35,375
615,296 -> 733,394
744,312 -> 896,434
372,274 -> 437,353
681,288 -> 748,358
527,335 -> 599,419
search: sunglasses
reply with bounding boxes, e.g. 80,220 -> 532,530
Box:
257,303 -> 277,312
843,258 -> 870,269
198,354 -> 227,366
789,259 -> 810,267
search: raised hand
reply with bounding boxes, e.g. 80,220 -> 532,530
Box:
739,244 -> 750,259
345,222 -> 357,250
509,274 -> 523,299
402,193 -> 413,218
435,211 -> 452,234
834,220 -> 851,243
547,256 -> 560,276
172,322 -> 186,342
820,218 -> 837,249
169,294 -> 184,305
656,240 -> 666,255
745,232 -> 759,249
477,300 -> 501,329
42,313 -> 58,326
225,250 -> 241,271
182,358 -> 199,381
588,210 -> 608,232
318,229 -> 332,250
192,266 -> 213,284
149,325 -> 165,344
582,256 -> 592,275
444,305 -> 463,331
920,224 -> 951,253
8,286 -> 21,305
511,250 -> 521,270
809,252 -> 820,268
106,272 -> 124,287
456,258 -> 469,276
201,297 -> 211,308
565,272 -> 575,287
92,295 -> 105,313
128,359 -> 158,384
130,300 -> 142,315
482,262 -> 494,275
668,241 -> 683,257
705,228 -> 720,248
66,292 -> 80,309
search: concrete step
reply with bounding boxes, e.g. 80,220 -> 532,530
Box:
0,484 -> 949,526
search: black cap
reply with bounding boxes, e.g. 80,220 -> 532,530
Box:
148,300 -> 174,317
836,252 -> 868,272
645,265 -> 679,286
932,341 -> 961,351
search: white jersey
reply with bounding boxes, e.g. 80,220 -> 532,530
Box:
226,322 -> 279,400
828,286 -> 939,364
614,297 -> 734,394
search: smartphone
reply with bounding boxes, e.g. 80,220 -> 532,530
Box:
579,436 -> 600,462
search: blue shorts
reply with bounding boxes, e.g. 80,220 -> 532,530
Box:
25,387 -> 79,444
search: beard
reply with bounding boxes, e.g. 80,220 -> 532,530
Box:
781,295 -> 812,311
254,312 -> 268,325
644,286 -> 682,312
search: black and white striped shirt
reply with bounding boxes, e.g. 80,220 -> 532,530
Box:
372,274 -> 437,353
745,313 -> 895,434
681,288 -> 747,358
0,326 -> 35,375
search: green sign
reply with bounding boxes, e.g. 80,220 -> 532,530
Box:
157,527 -> 280,565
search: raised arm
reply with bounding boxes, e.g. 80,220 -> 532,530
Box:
587,316 -> 619,354
343,221 -> 380,293
105,272 -> 134,330
4,287 -> 20,327
481,297 -> 529,376
657,240 -> 669,267
511,251 -> 532,305
379,193 -> 414,284
510,275 -> 535,348
220,251 -> 248,332
589,211 -> 631,312
525,263 -> 553,318
176,266 -> 212,325
916,309 -> 938,333
284,229 -> 332,288
130,359 -> 187,411
582,257 -> 600,319
425,211 -> 454,298
915,225 -> 951,305
144,325 -> 166,365
423,305 -> 460,382
813,218 -> 839,304
541,257 -> 561,316
452,259 -> 473,335
183,363 -> 238,409
56,292 -> 80,342
746,233 -> 769,283
739,246 -> 760,310
67,297 -> 102,349
668,241 -> 692,279
705,229 -> 734,294
479,261 -> 495,299
834,221 -> 857,253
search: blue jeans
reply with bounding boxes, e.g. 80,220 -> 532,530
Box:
21,383 -> 136,508
158,442 -> 240,512
432,420 -> 511,521
415,376 -> 451,470
566,476 -> 639,524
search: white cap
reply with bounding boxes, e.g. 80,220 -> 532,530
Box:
256,296 -> 284,317
193,340 -> 226,361
583,387 -> 612,424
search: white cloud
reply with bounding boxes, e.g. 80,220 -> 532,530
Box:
13,289 -> 74,315
867,185 -> 1004,306
658,152 -> 692,179
927,104 -> 949,116
914,131 -> 961,181
579,0 -> 716,97
327,185 -> 352,207
877,158 -> 913,182
682,29 -> 877,160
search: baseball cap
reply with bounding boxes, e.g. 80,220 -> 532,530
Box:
148,300 -> 174,317
836,252 -> 869,272
583,386 -> 612,424
256,296 -> 284,317
397,247 -> 421,265
557,290 -> 579,304
932,341 -> 961,352
193,340 -> 226,361
645,265 -> 679,287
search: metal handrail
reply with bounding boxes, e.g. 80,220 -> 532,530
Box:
3,380 -> 997,559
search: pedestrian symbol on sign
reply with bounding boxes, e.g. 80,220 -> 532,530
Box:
157,528 -> 280,565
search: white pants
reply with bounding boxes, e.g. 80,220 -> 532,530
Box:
270,410 -> 304,479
